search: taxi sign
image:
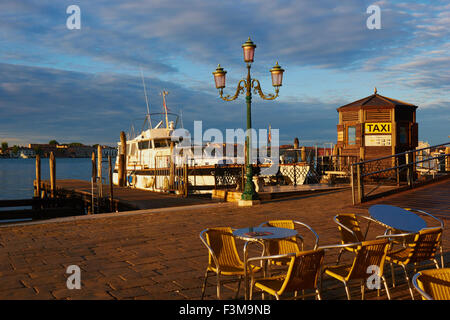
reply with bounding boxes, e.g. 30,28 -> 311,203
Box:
365,122 -> 391,134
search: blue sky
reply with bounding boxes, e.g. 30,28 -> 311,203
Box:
0,0 -> 449,147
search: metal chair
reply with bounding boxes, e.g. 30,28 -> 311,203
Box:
257,220 -> 319,266
412,268 -> 450,300
333,213 -> 380,263
321,239 -> 392,300
381,227 -> 443,300
403,208 -> 445,267
248,249 -> 325,300
199,227 -> 261,299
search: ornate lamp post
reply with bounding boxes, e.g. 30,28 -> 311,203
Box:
213,37 -> 285,204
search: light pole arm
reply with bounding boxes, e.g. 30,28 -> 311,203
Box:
251,79 -> 279,100
219,80 -> 247,101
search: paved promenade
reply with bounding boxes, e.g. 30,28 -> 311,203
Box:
0,179 -> 449,300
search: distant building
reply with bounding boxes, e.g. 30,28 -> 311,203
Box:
28,143 -> 99,158
67,145 -> 95,158
19,148 -> 36,158
101,146 -> 118,158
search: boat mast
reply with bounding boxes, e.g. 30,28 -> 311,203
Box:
161,90 -> 170,129
140,68 -> 152,129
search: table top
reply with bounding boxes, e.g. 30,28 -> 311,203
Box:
233,226 -> 298,242
369,204 -> 427,233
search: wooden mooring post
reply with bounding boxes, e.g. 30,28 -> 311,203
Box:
91,151 -> 96,182
97,145 -> 103,198
34,154 -> 41,198
183,163 -> 188,197
49,152 -> 56,198
446,147 -> 450,172
118,131 -> 127,187
108,155 -> 114,212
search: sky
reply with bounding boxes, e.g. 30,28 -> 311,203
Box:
0,0 -> 449,147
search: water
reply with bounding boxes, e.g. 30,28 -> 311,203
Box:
0,158 -> 114,200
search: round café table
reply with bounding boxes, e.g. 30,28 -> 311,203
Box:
233,226 -> 298,300
369,204 -> 427,233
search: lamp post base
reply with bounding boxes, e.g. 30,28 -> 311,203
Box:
238,199 -> 261,207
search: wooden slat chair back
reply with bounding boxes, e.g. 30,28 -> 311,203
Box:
205,227 -> 243,271
335,214 -> 365,244
413,268 -> 450,300
249,249 -> 325,300
264,220 -> 300,256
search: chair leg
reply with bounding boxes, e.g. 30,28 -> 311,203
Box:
360,280 -> 365,300
343,281 -> 351,300
336,248 -> 344,264
235,276 -> 242,300
315,289 -> 322,300
217,274 -> 221,300
390,263 -> 396,288
201,269 -> 209,300
401,265 -> 414,300
382,276 -> 391,300
433,259 -> 440,269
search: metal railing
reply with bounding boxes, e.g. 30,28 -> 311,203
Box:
351,142 -> 450,204
317,155 -> 359,175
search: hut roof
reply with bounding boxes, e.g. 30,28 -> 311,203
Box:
337,89 -> 418,111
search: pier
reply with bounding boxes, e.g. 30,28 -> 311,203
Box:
0,178 -> 448,300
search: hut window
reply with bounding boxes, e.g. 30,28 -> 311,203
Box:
347,126 -> 356,145
399,126 -> 408,144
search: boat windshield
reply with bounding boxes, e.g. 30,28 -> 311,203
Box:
138,140 -> 150,150
153,139 -> 170,148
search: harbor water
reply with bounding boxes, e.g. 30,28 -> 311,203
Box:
0,158 -> 114,200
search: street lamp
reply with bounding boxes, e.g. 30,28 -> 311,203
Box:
213,37 -> 285,204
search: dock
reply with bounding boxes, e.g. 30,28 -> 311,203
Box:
0,178 -> 448,300
40,179 -> 217,211
0,178 -> 351,223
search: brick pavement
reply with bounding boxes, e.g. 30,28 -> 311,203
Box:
0,179 -> 449,300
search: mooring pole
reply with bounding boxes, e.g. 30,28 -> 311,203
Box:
97,145 -> 103,199
108,155 -> 114,212
35,154 -> 41,198
49,152 -> 56,198
91,151 -> 96,181
119,131 -> 127,187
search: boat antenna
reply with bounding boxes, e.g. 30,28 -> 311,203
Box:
180,108 -> 184,128
140,67 -> 152,129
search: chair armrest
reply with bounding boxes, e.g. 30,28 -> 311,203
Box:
294,221 -> 320,249
199,229 -> 220,271
412,272 -> 434,300
376,232 -> 415,239
247,253 -> 296,264
333,216 -> 360,242
318,242 -> 362,251
258,220 -> 319,250
404,208 -> 444,229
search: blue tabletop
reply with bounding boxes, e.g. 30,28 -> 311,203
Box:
369,204 -> 427,232
233,226 -> 297,241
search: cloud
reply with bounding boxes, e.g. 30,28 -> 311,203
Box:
0,0 -> 449,146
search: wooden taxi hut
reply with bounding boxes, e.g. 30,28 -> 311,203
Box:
335,88 -> 418,163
